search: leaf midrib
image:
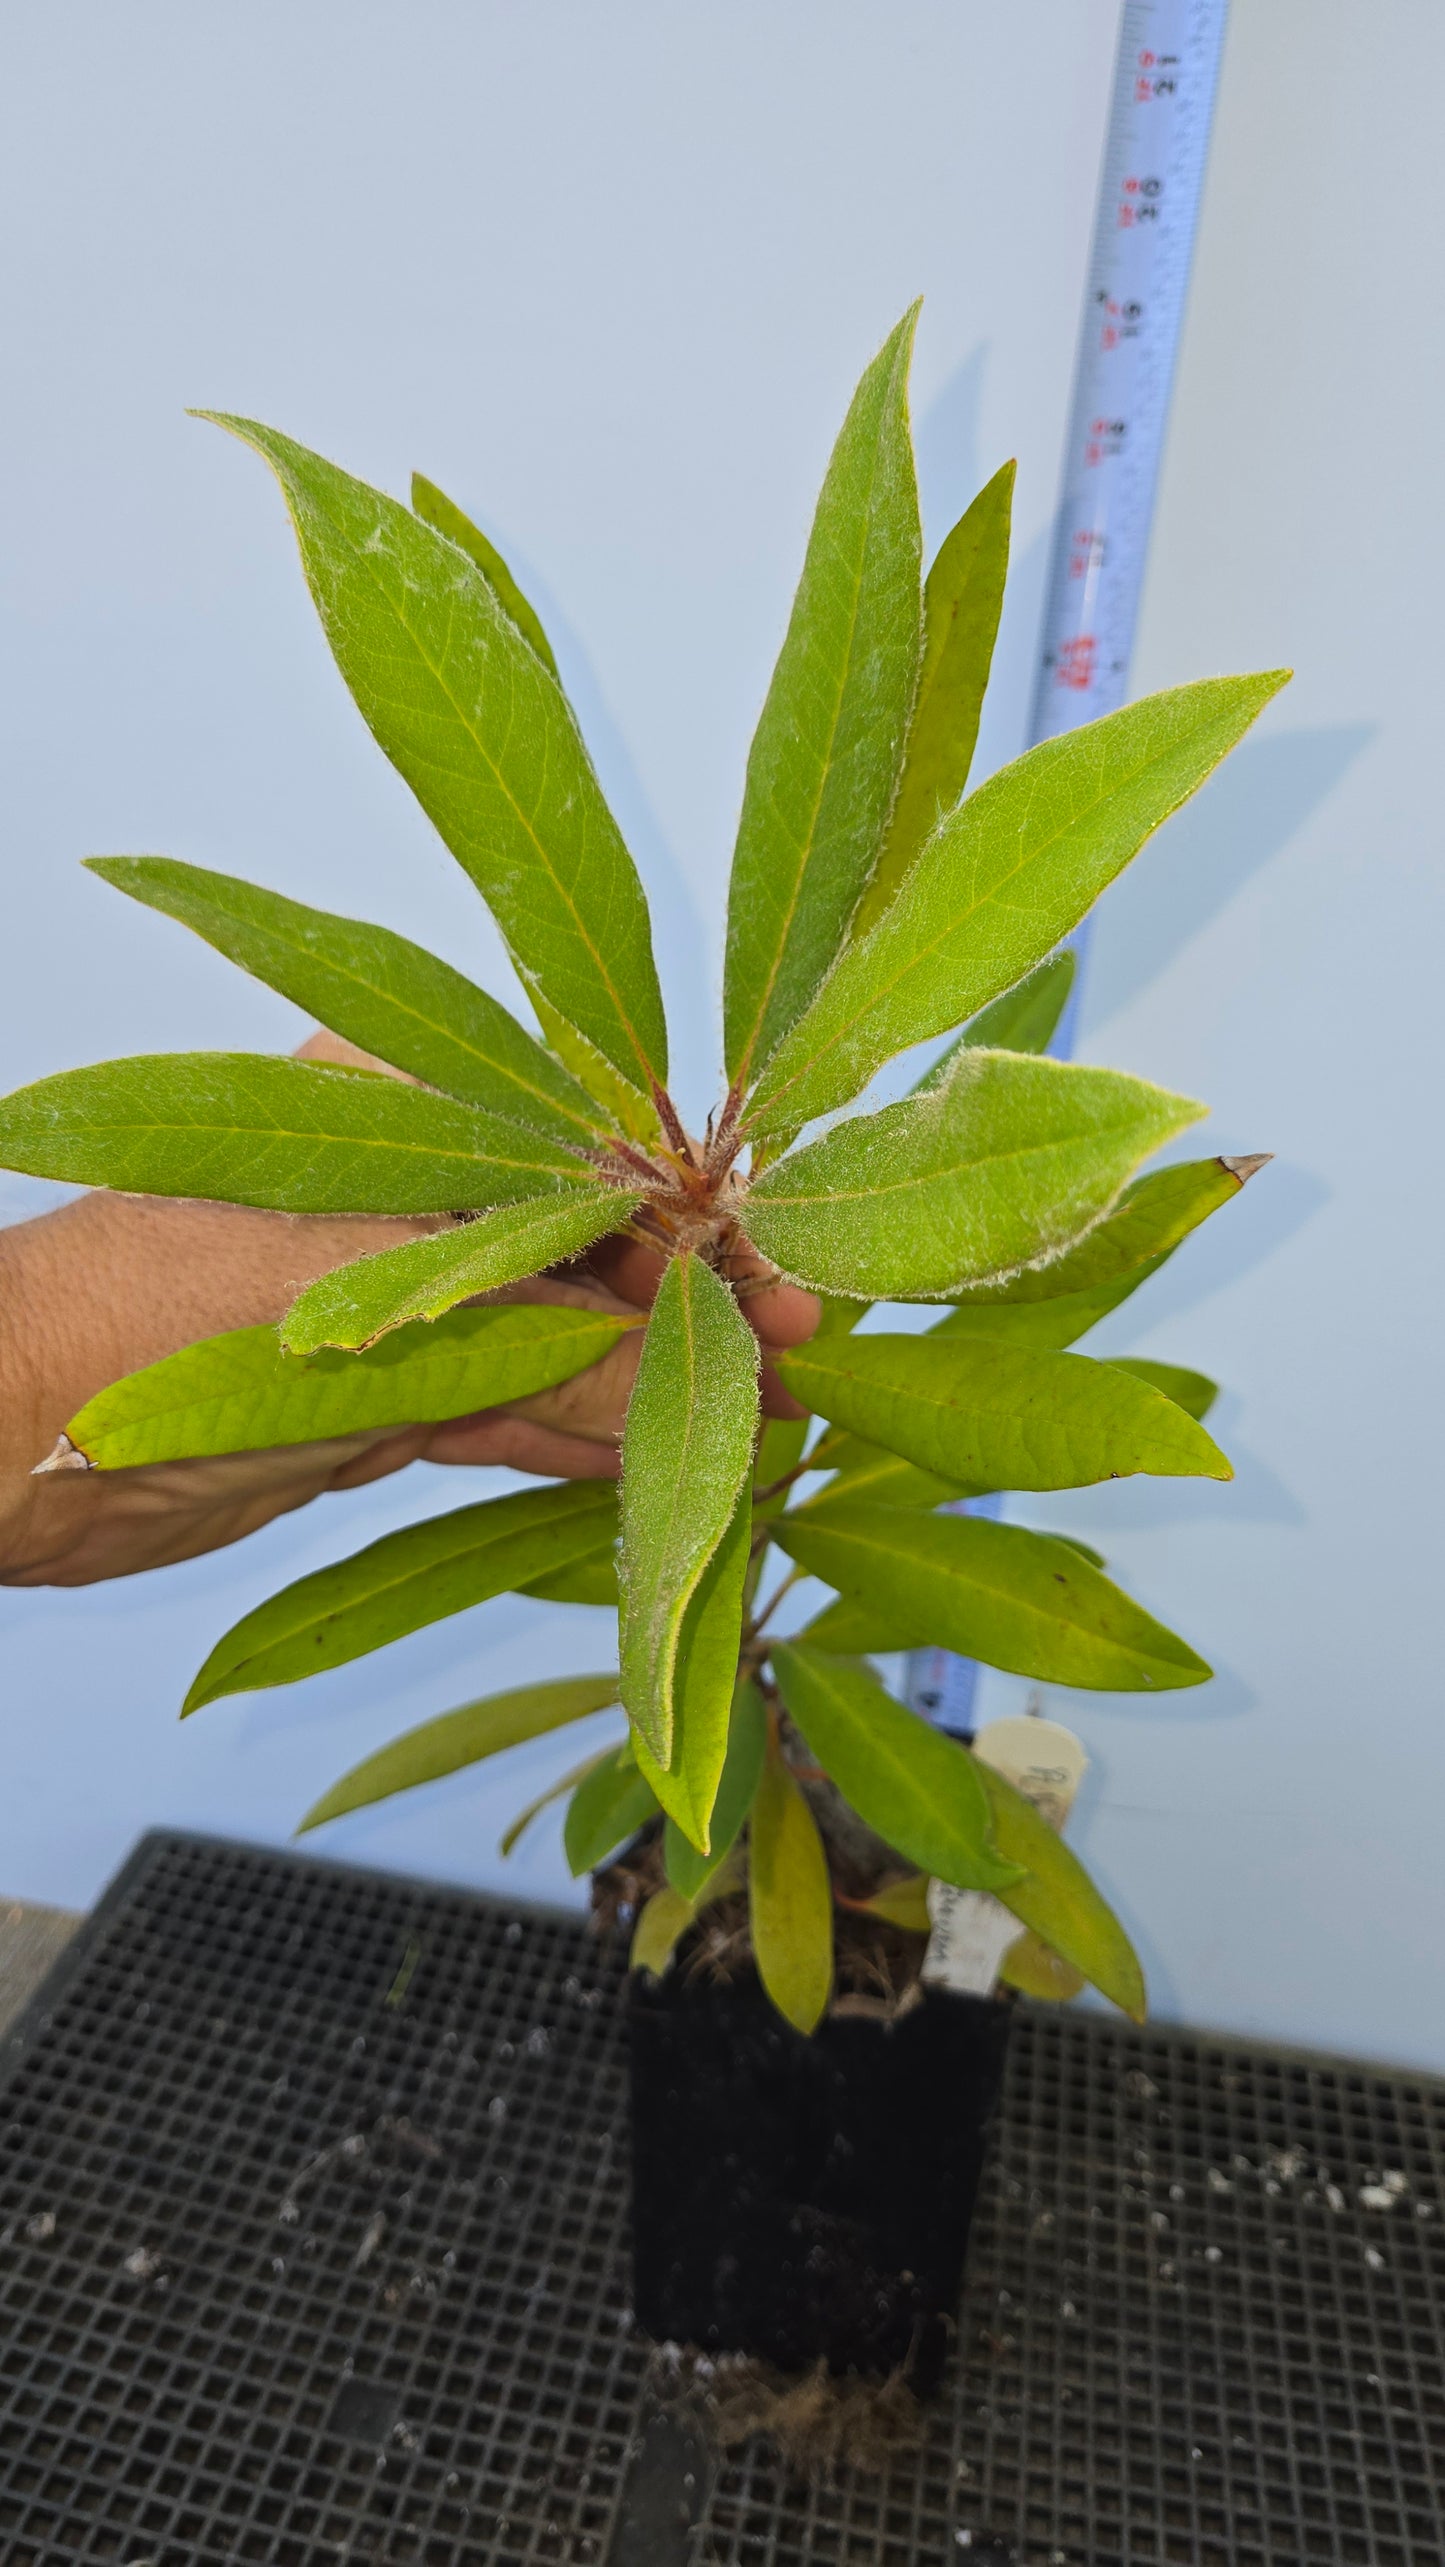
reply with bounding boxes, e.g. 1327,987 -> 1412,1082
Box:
191,896 -> 605,1141
752,1111 -> 1157,1209
315,481 -> 662,1094
733,370 -> 900,1087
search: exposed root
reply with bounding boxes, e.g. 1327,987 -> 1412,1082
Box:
651,2347 -> 928,2475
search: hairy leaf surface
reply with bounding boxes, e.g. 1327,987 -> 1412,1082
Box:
947,1156 -> 1255,1311
853,459 -> 1014,938
664,1679 -> 768,1902
87,858 -> 601,1140
618,1254 -> 759,1763
771,1644 -> 1022,1892
63,1302 -> 631,1468
0,1055 -> 592,1214
635,1488 -> 752,1850
203,418 -> 667,1091
297,1672 -> 619,1831
745,1051 -> 1204,1299
776,1331 -> 1230,1490
748,1736 -> 834,2034
917,951 -> 1075,1089
774,1502 -> 1210,1689
973,1752 -> 1145,2019
410,473 -> 559,674
281,1191 -> 636,1350
747,671 -> 1288,1133
185,1481 -> 619,1709
724,309 -> 922,1084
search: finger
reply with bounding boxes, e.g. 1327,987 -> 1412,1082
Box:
294,1026 -> 412,1079
422,1414 -> 622,1479
584,1233 -> 668,1312
760,1360 -> 808,1422
723,1236 -> 821,1349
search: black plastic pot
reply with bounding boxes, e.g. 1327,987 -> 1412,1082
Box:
628,1964 -> 1013,2391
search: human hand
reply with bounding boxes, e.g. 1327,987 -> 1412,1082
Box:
0,1039 -> 818,1588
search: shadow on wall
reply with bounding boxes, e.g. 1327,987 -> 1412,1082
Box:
1082,722 -> 1373,1031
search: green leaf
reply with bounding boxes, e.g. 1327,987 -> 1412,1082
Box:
800,1594 -> 920,1654
997,1931 -> 1086,2003
724,308 -> 923,1085
519,1546 -> 620,1607
0,1055 -> 593,1215
745,1050 -> 1205,1300
663,1678 -> 768,1902
748,1734 -> 834,2034
410,472 -> 559,675
746,671 -> 1289,1134
916,950 -> 1076,1087
776,1331 -> 1231,1491
86,857 -> 602,1141
280,1190 -> 636,1351
563,1749 -> 660,1874
773,1502 -> 1211,1690
855,1873 -> 932,1932
800,1432 -> 967,1513
852,460 -> 1014,941
297,1672 -> 619,1830
772,1642 -> 1023,1896
631,1885 -> 695,1979
635,1486 -> 752,1850
526,989 -> 661,1148
946,1155 -> 1259,1313
1106,1356 -> 1219,1422
618,1253 -> 759,1763
62,1300 -> 630,1469
500,1747 -> 615,1856
973,1755 -> 1145,2020
201,416 -> 668,1093
185,1481 -> 619,1709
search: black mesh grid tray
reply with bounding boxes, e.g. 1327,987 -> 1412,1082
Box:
1,1830 -> 1442,2567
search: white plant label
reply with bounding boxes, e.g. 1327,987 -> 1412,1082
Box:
922,1717 -> 1089,1998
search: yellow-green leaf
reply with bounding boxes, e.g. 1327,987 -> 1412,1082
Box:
725,308 -> 923,1085
0,1054 -> 590,1214
281,1190 -> 637,1351
853,459 -> 1014,939
618,1253 -> 759,1763
202,416 -> 668,1094
298,1672 -> 619,1831
185,1482 -> 619,1710
746,671 -> 1289,1135
746,1051 -> 1205,1300
634,1486 -> 752,1850
748,1736 -> 834,2034
773,1502 -> 1210,1691
86,856 -> 600,1141
1106,1357 -> 1219,1422
663,1678 -> 768,1902
562,1750 -> 660,1874
631,1885 -> 695,1979
776,1331 -> 1231,1491
998,1931 -> 1085,2003
62,1301 -> 632,1469
411,471 -> 559,675
770,1643 -> 1021,1893
972,1754 -> 1145,2020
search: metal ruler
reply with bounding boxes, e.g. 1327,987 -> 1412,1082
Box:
905,0 -> 1231,1739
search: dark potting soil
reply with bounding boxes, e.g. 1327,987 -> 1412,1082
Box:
629,1960 -> 1012,2389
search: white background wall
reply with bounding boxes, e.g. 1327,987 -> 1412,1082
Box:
2,4 -> 1440,2067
